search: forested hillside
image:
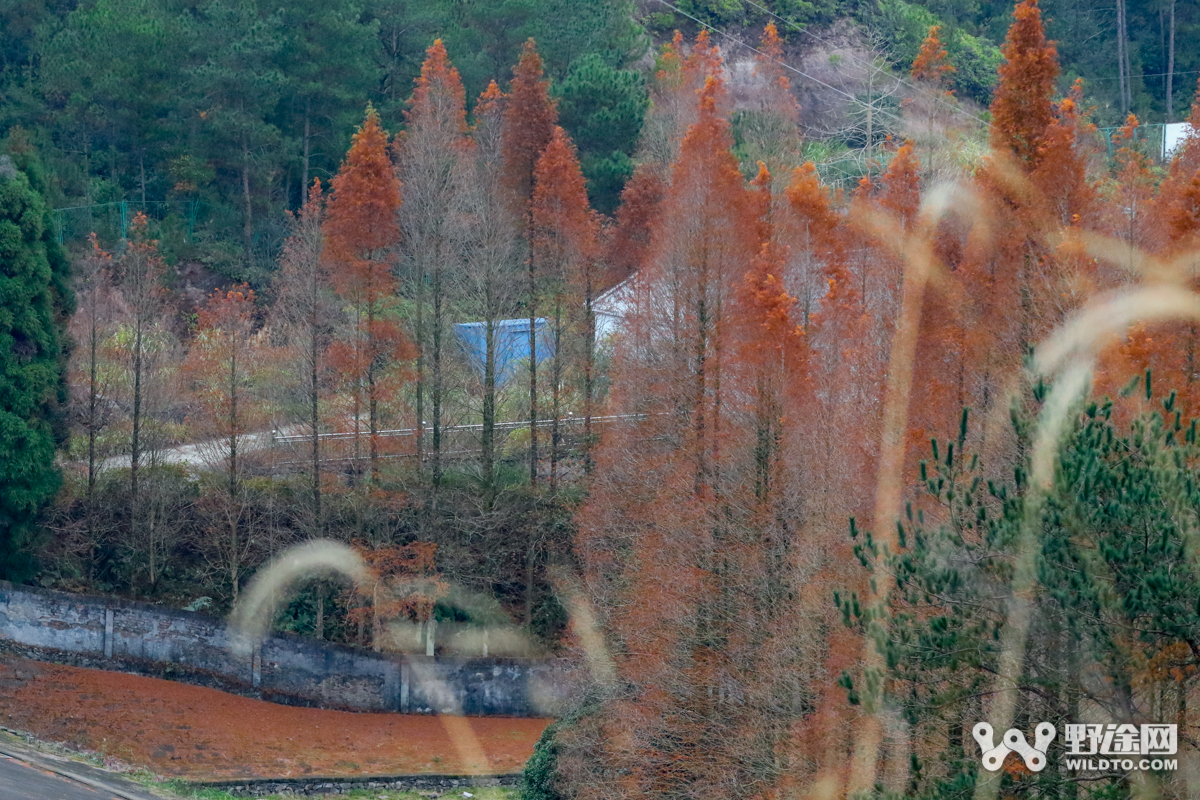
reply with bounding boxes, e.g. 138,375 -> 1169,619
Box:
5,0 -> 1200,797
665,0 -> 1197,120
0,0 -> 1195,278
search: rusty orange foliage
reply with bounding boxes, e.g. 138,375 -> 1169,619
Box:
990,0 -> 1059,168
347,542 -> 447,646
323,106 -> 412,473
1031,79 -> 1096,225
756,23 -> 797,112
910,25 -> 955,84
502,39 -> 558,211
404,39 -> 467,135
324,105 -> 402,307
605,164 -> 665,290
182,287 -> 269,457
532,126 -> 599,275
879,142 -> 921,229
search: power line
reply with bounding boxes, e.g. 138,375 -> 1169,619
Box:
652,0 -> 910,131
740,0 -> 990,127
1080,69 -> 1200,83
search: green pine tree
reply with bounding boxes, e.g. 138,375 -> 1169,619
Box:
554,52 -> 648,214
0,148 -> 73,580
38,0 -> 181,206
184,0 -> 286,273
842,375 -> 1200,798
275,0 -> 381,205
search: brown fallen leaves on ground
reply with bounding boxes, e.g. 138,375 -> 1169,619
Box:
0,656 -> 549,779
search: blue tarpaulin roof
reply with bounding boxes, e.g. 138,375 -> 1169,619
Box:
453,319 -> 555,388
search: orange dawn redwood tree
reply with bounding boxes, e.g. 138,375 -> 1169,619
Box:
272,178 -> 334,539
502,38 -> 559,486
949,0 -> 1086,439
531,125 -> 599,489
570,72 -> 819,800
503,39 -> 559,212
989,0 -> 1059,169
323,104 -> 409,482
605,163 -> 665,287
1105,90 -> 1200,416
396,38 -> 470,491
649,74 -> 756,500
461,78 -> 523,498
736,163 -> 808,511
910,25 -> 955,85
70,234 -> 118,551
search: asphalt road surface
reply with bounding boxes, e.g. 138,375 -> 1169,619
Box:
0,752 -> 129,800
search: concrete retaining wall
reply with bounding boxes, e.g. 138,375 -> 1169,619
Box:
0,582 -> 570,717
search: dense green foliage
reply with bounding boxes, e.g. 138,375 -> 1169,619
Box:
868,0 -> 1003,103
0,0 -> 646,283
843,380 -> 1200,797
554,54 -> 648,214
521,720 -> 565,800
895,0 -> 1200,121
661,0 -> 844,29
0,147 -> 72,580
2,0 -> 1196,279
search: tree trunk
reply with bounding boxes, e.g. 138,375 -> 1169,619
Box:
755,379 -> 770,502
368,300 -> 379,483
550,297 -> 562,494
242,135 -> 254,262
229,346 -> 238,498
314,585 -> 325,640
482,312 -> 497,503
373,583 -> 381,652
524,534 -> 535,631
229,344 -> 241,604
694,261 -> 709,498
711,290 -> 722,499
351,307 -> 362,488
229,518 -> 240,601
528,259 -> 539,487
432,255 -> 443,494
131,319 -> 143,512
302,104 -> 311,207
583,264 -> 595,477
310,307 -> 322,536
87,308 -> 99,541
415,274 -> 425,470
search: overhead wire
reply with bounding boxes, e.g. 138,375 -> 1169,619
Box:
740,0 -> 990,126
744,0 -> 1200,119
1083,69 -> 1200,83
651,0 -> 911,131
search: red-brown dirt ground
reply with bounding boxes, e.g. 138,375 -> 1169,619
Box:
0,657 -> 551,779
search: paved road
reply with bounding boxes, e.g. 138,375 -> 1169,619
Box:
97,426 -> 293,471
0,752 -> 127,800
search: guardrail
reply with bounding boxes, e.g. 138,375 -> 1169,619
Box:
270,414 -> 647,466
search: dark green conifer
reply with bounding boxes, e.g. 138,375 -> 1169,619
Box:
0,148 -> 73,580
